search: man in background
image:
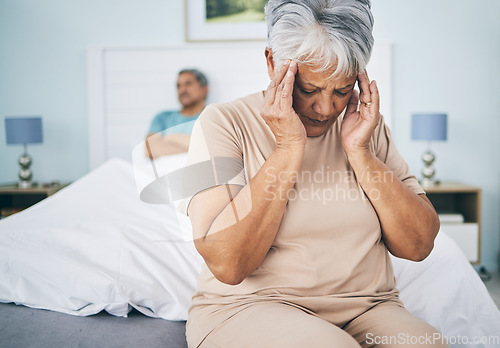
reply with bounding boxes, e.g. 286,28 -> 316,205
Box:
146,68 -> 208,158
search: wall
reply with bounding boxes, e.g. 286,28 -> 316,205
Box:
371,0 -> 500,272
0,0 -> 498,271
0,0 -> 183,182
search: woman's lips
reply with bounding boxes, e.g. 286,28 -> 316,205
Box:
303,115 -> 329,126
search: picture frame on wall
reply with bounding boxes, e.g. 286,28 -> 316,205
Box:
185,0 -> 268,42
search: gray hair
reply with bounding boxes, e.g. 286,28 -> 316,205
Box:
178,68 -> 208,87
265,0 -> 374,79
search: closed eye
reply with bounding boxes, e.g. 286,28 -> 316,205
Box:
298,87 -> 317,95
335,91 -> 348,96
335,87 -> 354,97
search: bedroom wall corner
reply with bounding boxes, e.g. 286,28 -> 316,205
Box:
0,0 -> 184,184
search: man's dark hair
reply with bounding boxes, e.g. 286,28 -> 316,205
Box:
179,68 -> 208,87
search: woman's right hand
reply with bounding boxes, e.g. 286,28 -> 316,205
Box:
261,60 -> 307,150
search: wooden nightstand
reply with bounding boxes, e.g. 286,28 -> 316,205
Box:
0,183 -> 69,218
424,182 -> 482,264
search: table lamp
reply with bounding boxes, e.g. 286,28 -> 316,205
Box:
5,116 -> 43,188
411,113 -> 447,187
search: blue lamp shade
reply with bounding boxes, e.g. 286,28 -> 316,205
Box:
5,117 -> 43,145
411,113 -> 447,141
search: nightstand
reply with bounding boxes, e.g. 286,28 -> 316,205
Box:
0,183 -> 69,218
424,182 -> 482,264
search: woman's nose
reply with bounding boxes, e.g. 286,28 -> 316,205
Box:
312,95 -> 336,118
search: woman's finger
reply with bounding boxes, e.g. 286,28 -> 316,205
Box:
280,61 -> 297,110
357,70 -> 371,105
276,59 -> 291,82
264,79 -> 277,105
368,80 -> 380,113
265,59 -> 291,106
273,59 -> 292,91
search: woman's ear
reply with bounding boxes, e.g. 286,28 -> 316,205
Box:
264,47 -> 275,80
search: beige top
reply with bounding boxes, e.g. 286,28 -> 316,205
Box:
180,91 -> 424,347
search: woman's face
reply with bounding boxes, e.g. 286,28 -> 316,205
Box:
292,64 -> 357,137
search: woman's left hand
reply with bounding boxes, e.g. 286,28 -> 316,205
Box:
340,71 -> 380,156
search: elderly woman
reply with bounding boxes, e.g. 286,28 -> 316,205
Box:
180,0 -> 447,347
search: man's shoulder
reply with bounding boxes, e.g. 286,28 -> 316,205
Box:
154,110 -> 181,118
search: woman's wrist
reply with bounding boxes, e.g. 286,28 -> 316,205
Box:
273,143 -> 305,177
276,138 -> 306,151
345,148 -> 375,168
275,141 -> 306,159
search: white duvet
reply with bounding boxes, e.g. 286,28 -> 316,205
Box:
0,156 -> 499,347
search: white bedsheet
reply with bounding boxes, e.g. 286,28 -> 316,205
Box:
0,157 -> 499,347
0,157 -> 202,320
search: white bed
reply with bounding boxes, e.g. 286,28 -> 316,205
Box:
1,154 -> 499,347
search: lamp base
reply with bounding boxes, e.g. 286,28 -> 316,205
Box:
421,149 -> 439,188
18,152 -> 33,189
18,180 -> 33,189
420,178 -> 441,188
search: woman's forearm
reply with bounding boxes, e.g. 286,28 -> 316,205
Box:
347,151 -> 440,261
195,145 -> 304,285
191,60 -> 306,284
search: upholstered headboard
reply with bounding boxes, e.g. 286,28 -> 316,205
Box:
87,42 -> 391,169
